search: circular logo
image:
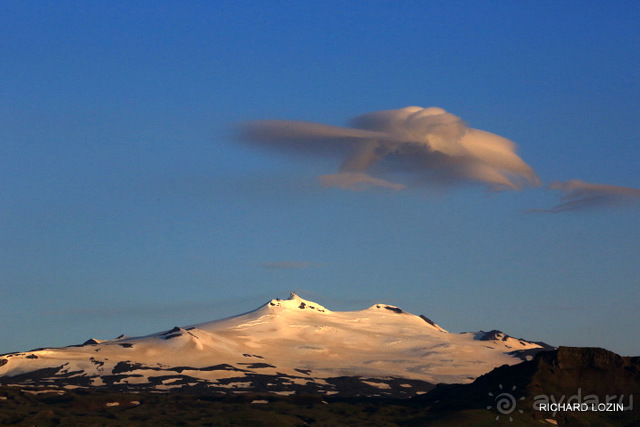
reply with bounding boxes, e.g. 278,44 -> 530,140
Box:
487,384 -> 524,422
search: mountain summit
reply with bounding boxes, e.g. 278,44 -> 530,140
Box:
0,294 -> 552,397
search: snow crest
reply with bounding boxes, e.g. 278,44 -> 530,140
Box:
0,293 -> 552,392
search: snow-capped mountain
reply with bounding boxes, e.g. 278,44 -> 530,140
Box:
0,293 -> 552,397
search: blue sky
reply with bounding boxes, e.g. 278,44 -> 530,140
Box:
2,1 -> 639,356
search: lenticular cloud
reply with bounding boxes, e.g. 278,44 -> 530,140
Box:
533,180 -> 640,213
240,106 -> 540,191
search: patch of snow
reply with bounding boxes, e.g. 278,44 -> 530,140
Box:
362,380 -> 391,389
154,384 -> 185,390
21,389 -> 65,395
273,391 -> 296,396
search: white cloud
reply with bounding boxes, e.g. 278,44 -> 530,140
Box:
240,106 -> 540,192
260,261 -> 317,270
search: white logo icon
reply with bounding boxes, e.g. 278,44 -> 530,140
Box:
487,384 -> 525,421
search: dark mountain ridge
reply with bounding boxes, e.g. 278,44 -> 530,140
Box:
419,346 -> 640,425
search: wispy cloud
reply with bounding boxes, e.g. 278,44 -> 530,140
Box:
43,294 -> 281,325
240,106 -> 540,192
531,304 -> 592,311
529,179 -> 640,213
260,261 -> 320,270
44,296 -> 266,319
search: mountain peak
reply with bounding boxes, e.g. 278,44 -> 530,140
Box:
288,292 -> 301,301
265,293 -> 330,313
366,303 -> 405,314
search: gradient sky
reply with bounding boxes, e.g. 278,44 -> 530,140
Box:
2,1 -> 639,356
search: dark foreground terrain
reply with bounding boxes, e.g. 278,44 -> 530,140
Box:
1,347 -> 639,426
0,386 -> 637,426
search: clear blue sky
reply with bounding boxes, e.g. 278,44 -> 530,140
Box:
2,1 -> 639,356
